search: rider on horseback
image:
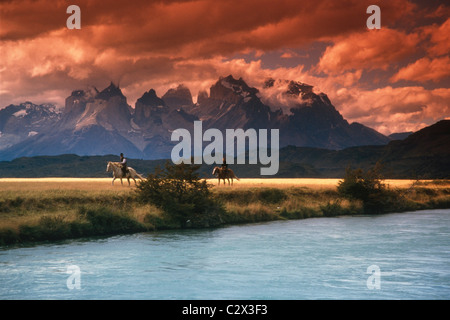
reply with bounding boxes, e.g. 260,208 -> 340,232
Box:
221,156 -> 228,173
120,153 -> 128,176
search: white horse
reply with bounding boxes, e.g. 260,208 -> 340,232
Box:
106,161 -> 145,186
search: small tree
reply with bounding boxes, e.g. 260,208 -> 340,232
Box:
337,162 -> 393,213
136,161 -> 223,227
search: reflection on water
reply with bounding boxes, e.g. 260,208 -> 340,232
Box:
1,209 -> 449,299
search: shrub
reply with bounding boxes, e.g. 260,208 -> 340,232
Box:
280,207 -> 319,219
136,161 -> 224,228
38,215 -> 72,240
337,162 -> 398,214
0,228 -> 19,246
78,206 -> 147,235
258,188 -> 287,204
320,201 -> 345,217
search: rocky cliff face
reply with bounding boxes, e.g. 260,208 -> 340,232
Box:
161,84 -> 193,110
190,75 -> 389,149
134,89 -> 167,126
0,102 -> 61,151
189,75 -> 275,131
0,75 -> 391,161
261,78 -> 389,149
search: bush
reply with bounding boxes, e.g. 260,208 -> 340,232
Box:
259,188 -> 287,204
0,228 -> 19,246
320,201 -> 345,217
136,161 -> 224,228
337,162 -> 398,214
78,206 -> 147,235
280,207 -> 319,219
38,215 -> 72,240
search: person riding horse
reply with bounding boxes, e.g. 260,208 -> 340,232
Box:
212,157 -> 239,185
120,153 -> 128,176
221,157 -> 228,173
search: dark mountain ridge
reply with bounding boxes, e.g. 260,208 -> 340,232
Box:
1,120 -> 448,179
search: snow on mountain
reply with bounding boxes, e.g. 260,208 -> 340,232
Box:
0,102 -> 61,151
0,76 -> 391,161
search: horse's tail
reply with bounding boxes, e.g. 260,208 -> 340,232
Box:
231,170 -> 240,180
136,173 -> 145,180
128,167 -> 145,180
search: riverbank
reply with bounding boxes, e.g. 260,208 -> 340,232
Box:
1,178 -> 449,246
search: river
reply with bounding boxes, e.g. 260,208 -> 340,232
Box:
1,209 -> 449,300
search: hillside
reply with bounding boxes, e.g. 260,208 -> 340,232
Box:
0,120 -> 448,179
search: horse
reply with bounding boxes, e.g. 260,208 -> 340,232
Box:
106,161 -> 145,186
212,166 -> 240,186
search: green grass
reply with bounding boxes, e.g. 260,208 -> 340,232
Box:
1,180 -> 449,246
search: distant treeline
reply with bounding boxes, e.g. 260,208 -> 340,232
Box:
0,143 -> 449,179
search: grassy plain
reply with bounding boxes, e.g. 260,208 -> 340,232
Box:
1,178 -> 449,246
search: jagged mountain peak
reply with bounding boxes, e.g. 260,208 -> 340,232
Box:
95,82 -> 124,100
134,89 -> 169,126
162,84 -> 193,108
0,75 -> 393,161
286,80 -> 314,96
218,75 -> 259,96
208,75 -> 259,105
0,102 -> 60,120
263,78 -> 314,97
137,89 -> 166,107
0,102 -> 61,152
197,90 -> 209,105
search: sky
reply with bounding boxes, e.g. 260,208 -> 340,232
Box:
0,0 -> 449,135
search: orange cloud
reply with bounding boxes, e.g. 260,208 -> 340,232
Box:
317,28 -> 420,74
422,18 -> 450,57
391,56 -> 450,83
332,85 -> 450,134
1,0 -> 448,137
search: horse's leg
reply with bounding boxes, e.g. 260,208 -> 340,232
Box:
120,178 -> 123,186
112,177 -> 115,186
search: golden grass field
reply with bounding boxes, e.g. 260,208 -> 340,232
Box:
0,177 -> 449,245
0,177 -> 427,194
0,177 -> 420,221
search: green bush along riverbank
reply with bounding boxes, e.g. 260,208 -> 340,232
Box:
1,181 -> 449,246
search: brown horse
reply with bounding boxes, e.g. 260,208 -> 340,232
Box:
212,167 -> 240,186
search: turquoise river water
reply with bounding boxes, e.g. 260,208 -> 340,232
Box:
1,209 -> 449,299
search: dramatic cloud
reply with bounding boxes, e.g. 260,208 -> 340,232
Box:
422,18 -> 450,57
317,28 -> 420,74
391,56 -> 450,83
0,0 -> 449,135
332,86 -> 450,134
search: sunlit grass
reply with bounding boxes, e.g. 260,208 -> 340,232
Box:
207,178 -> 434,189
0,178 -> 449,245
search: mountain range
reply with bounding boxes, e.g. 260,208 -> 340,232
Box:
0,75 -> 393,161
